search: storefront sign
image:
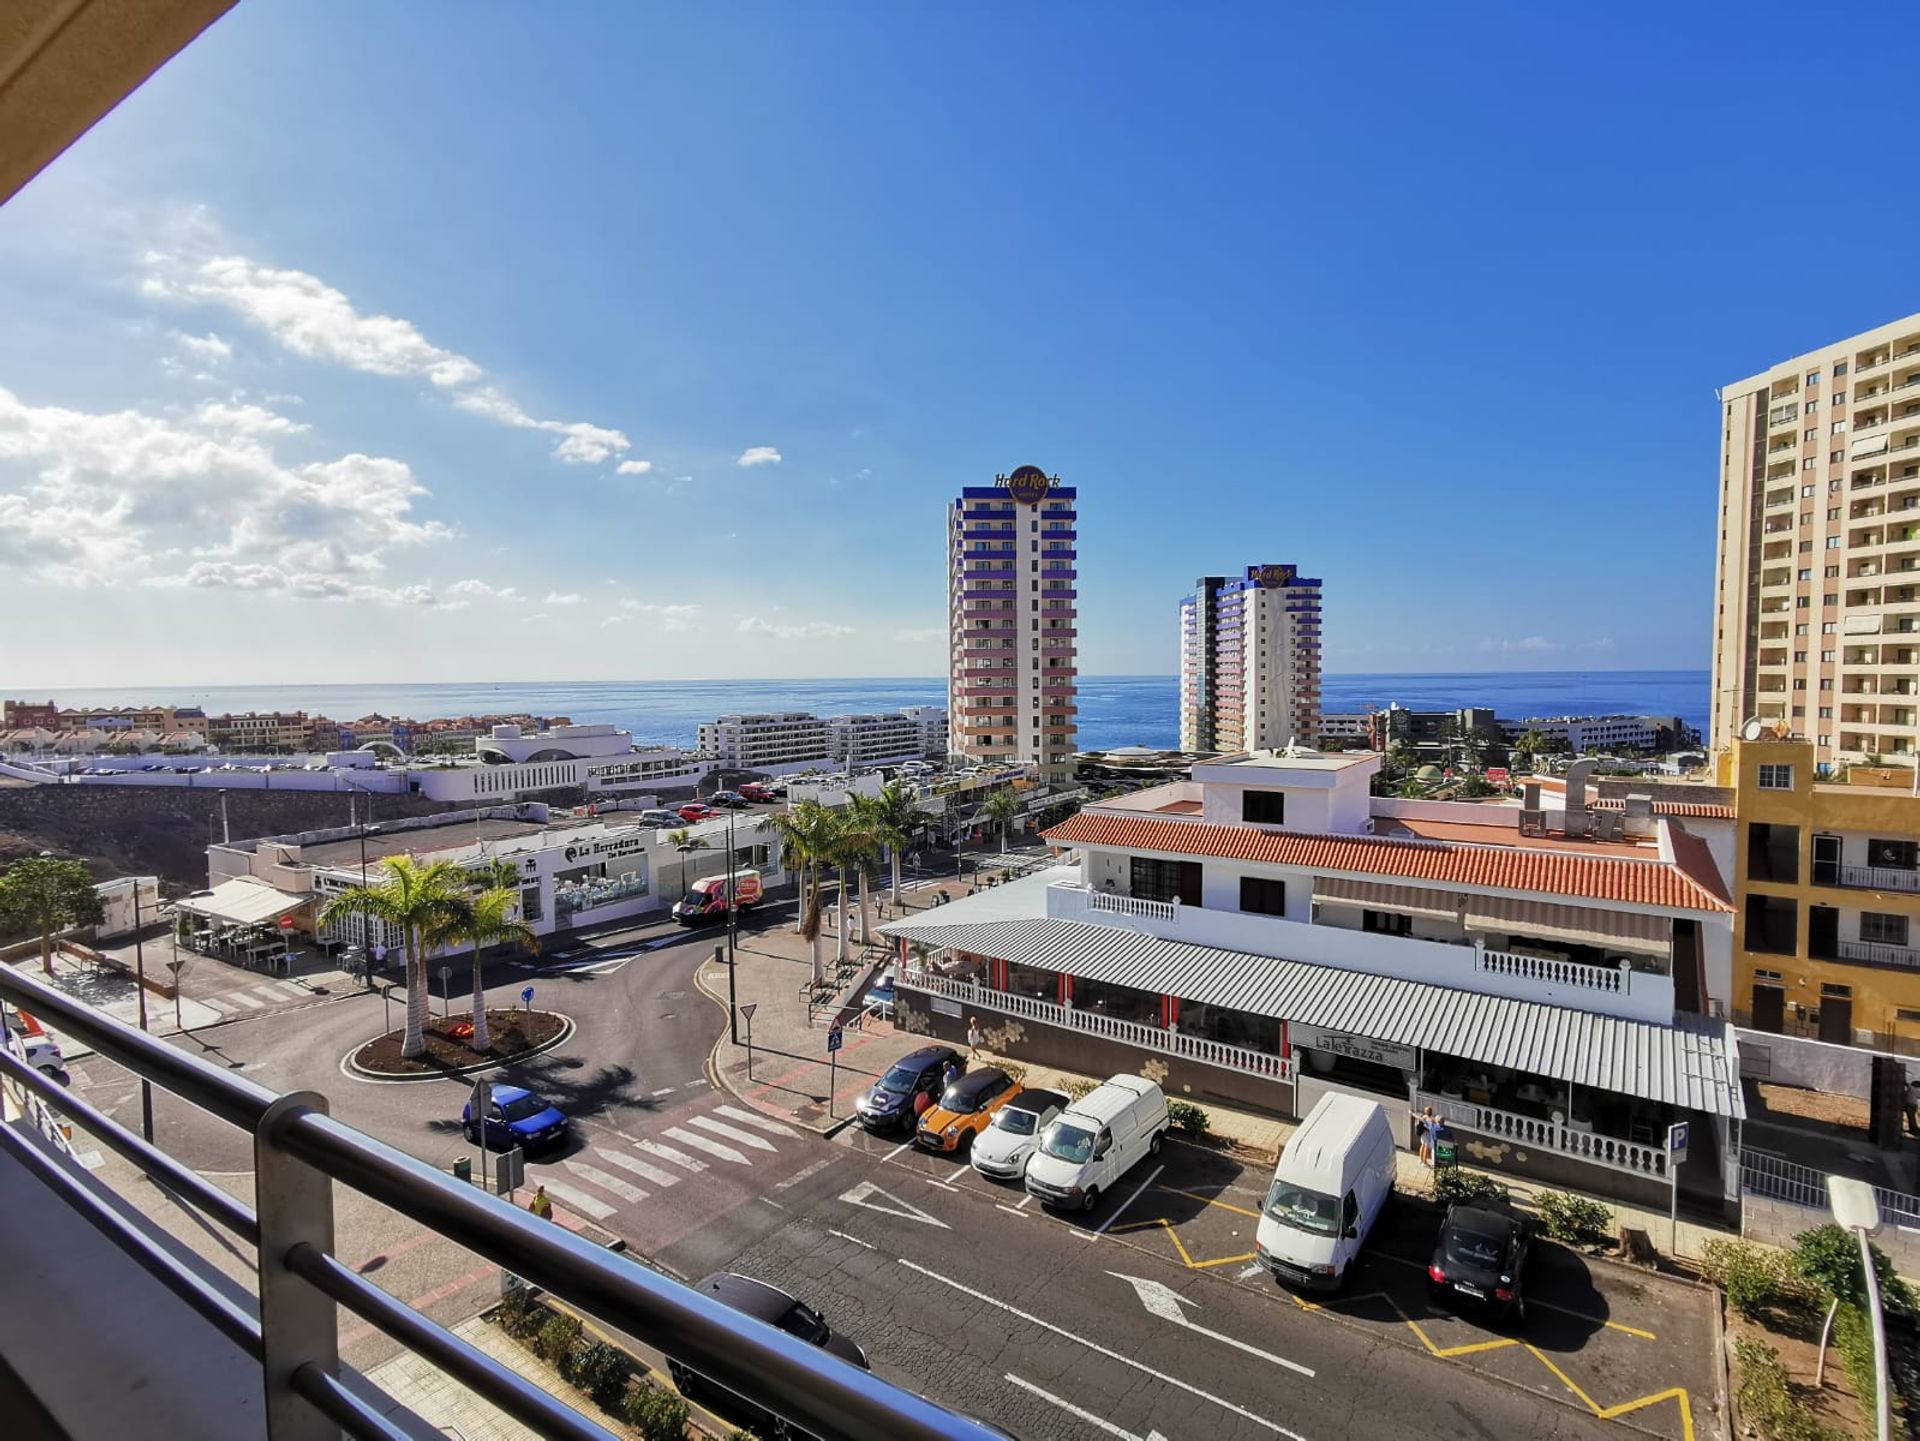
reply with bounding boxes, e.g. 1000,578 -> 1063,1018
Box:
995,464 -> 1057,506
1254,564 -> 1296,589
1290,1023 -> 1415,1072
562,833 -> 646,863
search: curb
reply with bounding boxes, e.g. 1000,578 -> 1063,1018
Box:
691,955 -> 855,1139
339,1012 -> 577,1083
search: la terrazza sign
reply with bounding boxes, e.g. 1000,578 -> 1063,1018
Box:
994,465 -> 1060,507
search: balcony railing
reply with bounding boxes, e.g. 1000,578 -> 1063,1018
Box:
904,970 -> 1293,1084
0,966 -> 994,1441
1815,864 -> 1920,893
1839,938 -> 1920,969
1086,889 -> 1179,919
1414,1091 -> 1669,1178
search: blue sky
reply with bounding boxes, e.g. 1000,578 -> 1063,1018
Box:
3,3 -> 1916,687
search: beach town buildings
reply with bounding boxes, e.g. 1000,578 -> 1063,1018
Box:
1501,714 -> 1696,755
884,746 -> 1741,1208
1711,311 -> 1920,770
1178,564 -> 1323,754
947,466 -> 1078,782
827,708 -> 947,768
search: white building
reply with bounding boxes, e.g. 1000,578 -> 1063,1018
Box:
477,723 -> 632,764
826,709 -> 949,768
1179,565 -> 1323,754
94,876 -> 160,939
882,746 -> 1741,1210
697,713 -> 833,774
1503,714 -> 1691,755
1316,712 -> 1373,747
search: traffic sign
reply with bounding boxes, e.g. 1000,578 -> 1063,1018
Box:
741,1003 -> 758,1022
827,1026 -> 844,1053
470,1078 -> 492,1130
521,985 -> 535,1005
1667,1121 -> 1690,1163
277,915 -> 295,931
438,965 -> 450,983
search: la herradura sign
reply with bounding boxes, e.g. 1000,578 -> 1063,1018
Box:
995,465 -> 1060,507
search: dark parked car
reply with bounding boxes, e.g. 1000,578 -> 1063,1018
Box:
707,790 -> 750,809
1427,1203 -> 1531,1321
461,1084 -> 568,1153
854,1045 -> 963,1134
666,1272 -> 867,1434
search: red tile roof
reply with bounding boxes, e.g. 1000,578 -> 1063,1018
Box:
1043,811 -> 1733,913
1589,798 -> 1735,820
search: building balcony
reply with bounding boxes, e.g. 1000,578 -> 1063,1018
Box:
1814,863 -> 1920,894
1839,938 -> 1920,969
1044,881 -> 1675,1023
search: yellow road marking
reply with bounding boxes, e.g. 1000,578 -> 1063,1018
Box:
1152,1183 -> 1264,1220
1109,1217 -> 1255,1270
1527,1345 -> 1695,1441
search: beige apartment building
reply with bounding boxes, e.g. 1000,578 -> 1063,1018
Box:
1712,312 -> 1920,769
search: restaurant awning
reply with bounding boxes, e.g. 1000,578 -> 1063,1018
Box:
175,878 -> 306,927
1313,877 -> 1459,920
1460,895 -> 1672,954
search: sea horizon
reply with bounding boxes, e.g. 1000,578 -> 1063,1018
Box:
19,669 -> 1711,755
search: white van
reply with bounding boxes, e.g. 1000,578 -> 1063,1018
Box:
1024,1074 -> 1168,1212
1255,1092 -> 1395,1291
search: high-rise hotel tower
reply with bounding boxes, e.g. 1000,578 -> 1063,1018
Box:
1711,313 -> 1920,765
947,466 -> 1078,780
1179,565 -> 1323,753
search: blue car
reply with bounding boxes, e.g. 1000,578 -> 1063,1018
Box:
462,1085 -> 568,1152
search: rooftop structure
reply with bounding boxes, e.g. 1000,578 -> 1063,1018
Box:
1711,311 -> 1920,768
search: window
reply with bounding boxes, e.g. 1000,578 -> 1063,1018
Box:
1824,565 -> 1839,578
1807,369 -> 1821,385
1833,421 -> 1848,435
1834,391 -> 1846,404
1805,428 -> 1818,441
1804,458 -> 1816,471
1827,536 -> 1841,548
1868,839 -> 1919,871
1362,909 -> 1412,937
1836,361 -> 1849,377
1130,855 -> 1201,907
1758,764 -> 1795,790
1745,894 -> 1798,955
1239,876 -> 1287,917
1862,913 -> 1911,947
1806,398 -> 1819,413
1821,982 -> 1853,999
1242,789 -> 1286,824
1802,484 -> 1816,497
1822,621 -> 1837,634
1831,456 -> 1844,468
1798,569 -> 1812,582
1821,649 -> 1835,661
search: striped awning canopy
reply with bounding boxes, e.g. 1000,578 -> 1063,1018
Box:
1313,877 -> 1459,920
1460,896 -> 1672,954
880,913 -> 1743,1118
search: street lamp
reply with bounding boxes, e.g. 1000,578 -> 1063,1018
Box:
132,881 -> 154,1143
1827,1175 -> 1891,1441
725,806 -> 740,1044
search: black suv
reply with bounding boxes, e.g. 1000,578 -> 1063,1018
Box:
855,1045 -> 962,1133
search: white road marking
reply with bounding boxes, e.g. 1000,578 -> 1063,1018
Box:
539,1178 -> 616,1220
837,1181 -> 950,1229
651,1087 -> 676,1097
714,1104 -> 798,1137
827,1229 -> 874,1250
923,1176 -> 959,1193
1110,1273 -> 1314,1378
635,1139 -> 709,1173
565,1160 -> 649,1205
1016,1194 -> 1034,1210
271,981 -> 309,1000
1004,1375 -> 1169,1441
663,1126 -> 752,1166
773,1157 -> 833,1192
1235,1264 -> 1264,1282
200,997 -> 236,1014
756,1195 -> 788,1210
882,1139 -> 914,1163
898,1260 -> 1303,1439
226,992 -> 266,1010
687,1115 -> 777,1151
1096,1163 -> 1164,1237
995,1204 -> 1029,1218
595,1150 -> 682,1188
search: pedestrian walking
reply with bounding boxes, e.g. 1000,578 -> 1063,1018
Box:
1905,1073 -> 1920,1138
1415,1105 -> 1439,1167
943,1059 -> 961,1093
967,1017 -> 983,1060
529,1184 -> 553,1221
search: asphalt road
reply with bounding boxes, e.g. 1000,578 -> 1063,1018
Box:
65,911 -> 1724,1441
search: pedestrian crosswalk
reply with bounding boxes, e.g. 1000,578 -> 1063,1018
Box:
198,978 -> 317,1016
532,1104 -> 813,1227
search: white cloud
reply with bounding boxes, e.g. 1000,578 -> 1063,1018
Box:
143,243 -> 631,466
617,600 -> 702,632
891,627 -> 946,645
737,614 -> 853,640
1483,635 -> 1561,654
615,459 -> 654,476
520,612 -> 549,624
169,330 -> 232,362
598,615 -> 628,629
736,446 -> 782,468
1580,637 -> 1618,652
545,591 -> 585,605
447,578 -> 521,601
0,384 -> 448,599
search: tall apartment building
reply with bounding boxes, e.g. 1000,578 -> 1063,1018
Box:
947,466 -> 1078,780
1712,312 -> 1920,768
1178,564 -> 1322,753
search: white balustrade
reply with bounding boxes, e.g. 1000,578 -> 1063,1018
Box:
1085,889 -> 1178,921
903,970 -> 1293,1083
1474,948 -> 1625,994
1416,1090 -> 1668,1178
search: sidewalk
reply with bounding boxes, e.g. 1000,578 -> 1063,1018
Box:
4,950 -> 224,1060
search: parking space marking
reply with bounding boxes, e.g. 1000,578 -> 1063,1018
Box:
1527,1345 -> 1696,1441
1367,1249 -> 1658,1340
1111,1217 -> 1256,1271
1096,1163 -> 1164,1237
1005,1374 -> 1166,1441
994,1204 -> 1028,1218
1156,1183 -> 1261,1220
899,1259 -> 1306,1440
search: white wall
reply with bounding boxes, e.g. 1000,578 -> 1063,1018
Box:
1735,1027 -> 1878,1097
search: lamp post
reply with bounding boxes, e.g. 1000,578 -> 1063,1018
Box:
1828,1175 -> 1891,1441
358,823 -> 380,990
725,806 -> 740,1044
132,881 -> 154,1143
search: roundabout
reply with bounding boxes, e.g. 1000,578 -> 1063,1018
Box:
344,1008 -> 575,1082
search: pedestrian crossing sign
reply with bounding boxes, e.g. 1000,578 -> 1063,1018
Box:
827,1026 -> 844,1053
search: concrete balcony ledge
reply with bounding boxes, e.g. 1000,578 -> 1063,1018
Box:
1046,882 -> 1676,1024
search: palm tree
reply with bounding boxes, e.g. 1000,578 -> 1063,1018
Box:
983,788 -> 1021,853
319,855 -> 471,1058
763,801 -> 837,983
865,781 -> 928,905
841,796 -> 885,947
430,868 -> 539,1052
1512,728 -> 1547,772
667,828 -> 712,903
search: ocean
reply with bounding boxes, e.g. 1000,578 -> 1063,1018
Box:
30,671 -> 1709,754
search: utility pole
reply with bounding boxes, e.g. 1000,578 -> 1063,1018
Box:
725,806 -> 740,1044
132,883 -> 154,1143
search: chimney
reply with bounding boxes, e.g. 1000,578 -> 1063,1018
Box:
1622,793 -> 1657,839
1562,758 -> 1596,838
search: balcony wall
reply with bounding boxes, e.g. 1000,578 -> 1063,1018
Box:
1045,881 -> 1677,1023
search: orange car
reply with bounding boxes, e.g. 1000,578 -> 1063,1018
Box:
915,1067 -> 1022,1154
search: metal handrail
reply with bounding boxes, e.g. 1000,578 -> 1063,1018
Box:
0,964 -> 1002,1441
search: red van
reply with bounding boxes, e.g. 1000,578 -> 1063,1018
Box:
673,870 -> 764,925
737,782 -> 774,803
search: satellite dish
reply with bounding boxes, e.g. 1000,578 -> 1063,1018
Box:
1740,718 -> 1766,741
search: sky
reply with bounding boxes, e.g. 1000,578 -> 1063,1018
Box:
3,3 -> 1917,688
